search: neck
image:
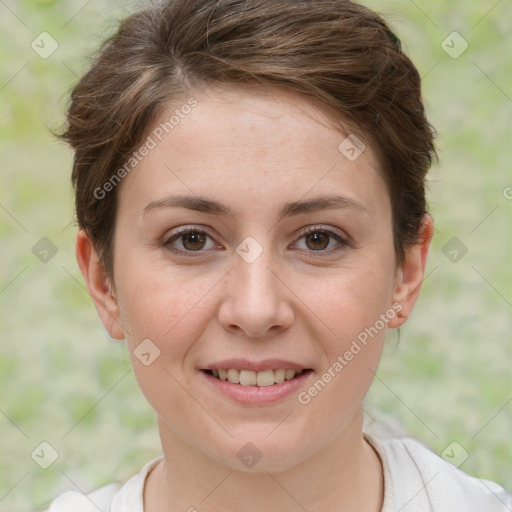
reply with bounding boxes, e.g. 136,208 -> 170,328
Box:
145,409 -> 383,512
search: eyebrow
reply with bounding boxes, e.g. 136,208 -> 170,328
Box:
143,194 -> 368,220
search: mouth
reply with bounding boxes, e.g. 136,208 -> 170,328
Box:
202,368 -> 314,387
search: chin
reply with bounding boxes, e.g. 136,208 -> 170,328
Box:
211,431 -> 312,474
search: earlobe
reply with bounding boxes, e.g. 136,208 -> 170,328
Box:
75,230 -> 125,340
388,215 -> 434,329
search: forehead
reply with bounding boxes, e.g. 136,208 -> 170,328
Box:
153,85 -> 376,166
116,85 -> 388,220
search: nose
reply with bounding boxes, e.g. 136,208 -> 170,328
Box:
217,248 -> 294,339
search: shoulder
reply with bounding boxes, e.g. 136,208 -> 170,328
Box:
43,456 -> 163,512
374,434 -> 512,512
44,483 -> 120,512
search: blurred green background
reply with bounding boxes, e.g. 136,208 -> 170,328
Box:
0,0 -> 510,510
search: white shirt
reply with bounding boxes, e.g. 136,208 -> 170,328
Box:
46,434 -> 512,511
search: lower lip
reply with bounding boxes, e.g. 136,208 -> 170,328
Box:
201,370 -> 313,405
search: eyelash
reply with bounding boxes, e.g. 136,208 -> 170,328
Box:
162,225 -> 350,258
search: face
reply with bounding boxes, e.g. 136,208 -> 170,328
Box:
78,85 -> 430,473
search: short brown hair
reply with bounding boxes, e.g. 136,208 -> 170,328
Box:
61,0 -> 437,281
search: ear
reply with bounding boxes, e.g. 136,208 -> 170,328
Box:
75,230 -> 125,340
388,214 -> 434,329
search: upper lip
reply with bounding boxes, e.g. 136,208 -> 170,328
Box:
202,359 -> 311,372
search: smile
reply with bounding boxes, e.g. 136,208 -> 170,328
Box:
203,368 -> 312,387
201,366 -> 314,404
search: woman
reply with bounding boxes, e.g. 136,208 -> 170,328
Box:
48,0 -> 512,510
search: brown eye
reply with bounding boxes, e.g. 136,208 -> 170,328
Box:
163,228 -> 217,255
305,231 -> 330,251
294,226 -> 349,255
180,231 -> 207,251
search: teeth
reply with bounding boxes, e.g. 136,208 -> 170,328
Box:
210,368 -> 307,386
227,368 -> 239,384
285,369 -> 296,381
239,370 -> 257,386
256,369 -> 274,387
273,368 -> 286,383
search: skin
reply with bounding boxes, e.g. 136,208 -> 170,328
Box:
76,84 -> 433,511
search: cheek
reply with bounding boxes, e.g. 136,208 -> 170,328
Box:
296,269 -> 393,412
308,260 -> 396,337
118,268 -> 216,349
116,239 -> 396,361
116,271 -> 215,419
303,260 -> 395,393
